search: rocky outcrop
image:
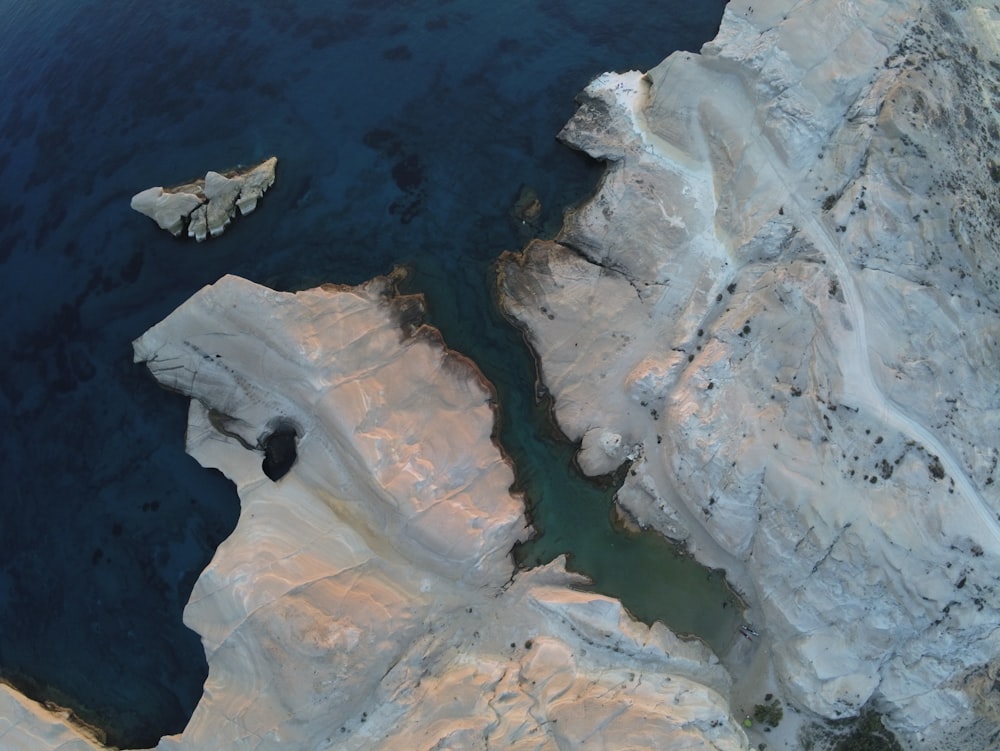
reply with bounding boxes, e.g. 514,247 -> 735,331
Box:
126,273 -> 747,751
498,0 -> 1000,748
130,157 -> 276,241
0,684 -> 106,751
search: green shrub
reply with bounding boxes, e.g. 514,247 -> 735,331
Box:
753,699 -> 784,728
831,711 -> 902,751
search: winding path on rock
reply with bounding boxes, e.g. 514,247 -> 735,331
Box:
743,88 -> 1000,546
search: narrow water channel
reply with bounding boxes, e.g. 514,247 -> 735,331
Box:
402,251 -> 743,656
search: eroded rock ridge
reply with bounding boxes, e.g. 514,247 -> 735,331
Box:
130,157 -> 277,241
123,273 -> 747,751
498,1 -> 1000,748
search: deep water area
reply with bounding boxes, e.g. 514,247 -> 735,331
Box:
0,0 -> 728,746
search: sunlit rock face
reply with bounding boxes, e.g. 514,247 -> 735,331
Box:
499,0 -> 1000,747
130,157 -> 277,241
0,685 -> 106,751
130,273 -> 748,751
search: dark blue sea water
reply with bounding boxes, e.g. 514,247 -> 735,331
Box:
0,1 -> 728,746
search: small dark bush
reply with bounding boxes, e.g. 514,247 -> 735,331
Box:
831,711 -> 903,751
753,699 -> 784,727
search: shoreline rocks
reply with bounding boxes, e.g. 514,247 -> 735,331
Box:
498,0 -> 1000,748
0,684 -> 107,751
130,157 -> 277,241
123,272 -> 749,750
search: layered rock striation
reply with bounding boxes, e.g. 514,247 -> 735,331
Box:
124,273 -> 747,751
498,0 -> 1000,747
130,157 -> 277,241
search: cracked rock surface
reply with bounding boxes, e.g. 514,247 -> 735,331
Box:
123,273 -> 747,751
130,157 -> 277,241
498,0 -> 1000,748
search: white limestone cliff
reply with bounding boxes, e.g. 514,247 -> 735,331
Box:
123,273 -> 747,751
130,157 -> 277,241
498,0 -> 1000,748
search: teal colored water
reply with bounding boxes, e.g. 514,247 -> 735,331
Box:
404,243 -> 742,659
0,0 -> 730,745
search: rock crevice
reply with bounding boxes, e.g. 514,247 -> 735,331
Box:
130,157 -> 277,241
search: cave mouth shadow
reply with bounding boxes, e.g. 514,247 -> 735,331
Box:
261,419 -> 299,481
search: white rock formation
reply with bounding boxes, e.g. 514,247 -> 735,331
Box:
121,273 -> 748,751
130,157 -> 277,241
498,0 -> 1000,748
0,684 -> 106,751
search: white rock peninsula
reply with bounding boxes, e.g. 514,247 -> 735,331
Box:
498,0 -> 1000,748
123,273 -> 744,750
0,683 -> 107,751
130,157 -> 277,242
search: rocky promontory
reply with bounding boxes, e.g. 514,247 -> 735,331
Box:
499,0 -> 1000,748
130,157 -> 277,241
125,273 -> 748,750
0,684 -> 107,751
0,272 -> 750,751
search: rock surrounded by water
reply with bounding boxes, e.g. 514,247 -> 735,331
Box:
130,157 -> 277,241
123,273 -> 745,750
499,0 -> 1000,748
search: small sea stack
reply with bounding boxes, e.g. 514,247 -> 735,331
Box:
130,156 -> 277,241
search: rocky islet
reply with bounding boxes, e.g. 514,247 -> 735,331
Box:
130,157 -> 277,242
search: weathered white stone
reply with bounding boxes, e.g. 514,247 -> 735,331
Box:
235,157 -> 277,215
129,187 -> 203,237
124,273 -> 748,751
499,1 -> 1000,748
0,684 -> 106,751
577,427 -> 625,475
185,203 -> 209,242
202,171 -> 240,237
130,157 -> 277,241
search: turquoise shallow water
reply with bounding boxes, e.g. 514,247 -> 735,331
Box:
0,0 -> 729,745
404,246 -> 742,657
